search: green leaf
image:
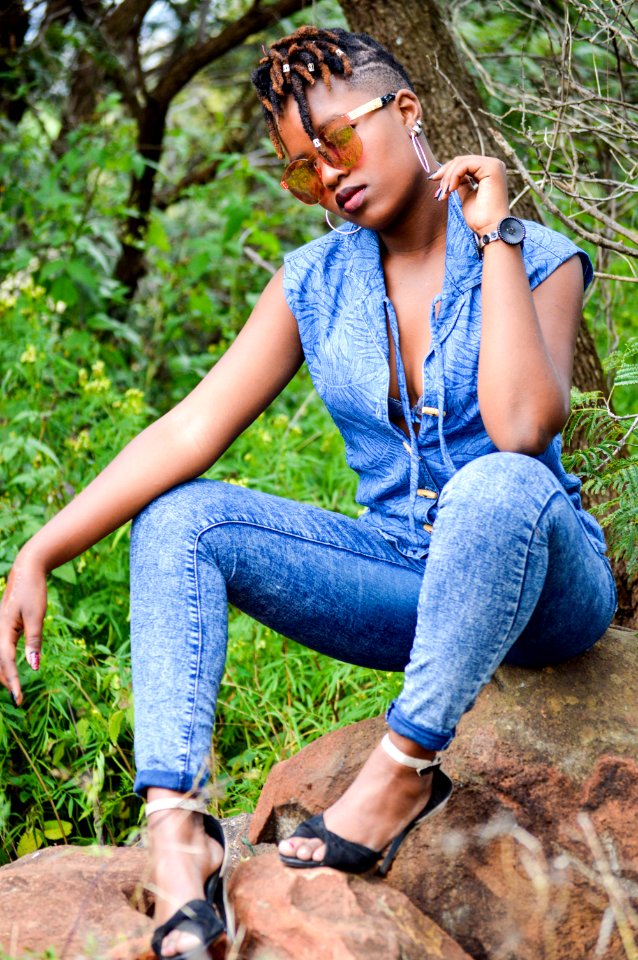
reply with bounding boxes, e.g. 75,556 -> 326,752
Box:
43,820 -> 72,840
17,828 -> 44,857
108,710 -> 123,745
75,718 -> 90,746
51,561 -> 77,585
147,218 -> 170,253
65,259 -> 98,289
50,274 -> 78,306
614,364 -> 638,387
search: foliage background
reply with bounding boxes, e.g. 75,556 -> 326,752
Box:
0,0 -> 636,866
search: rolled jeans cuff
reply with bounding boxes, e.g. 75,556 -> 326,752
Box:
386,701 -> 455,751
133,768 -> 210,799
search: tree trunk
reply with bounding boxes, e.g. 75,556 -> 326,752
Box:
113,98 -> 168,300
0,0 -> 30,123
340,0 -> 635,624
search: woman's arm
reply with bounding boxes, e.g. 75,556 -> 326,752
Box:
430,157 -> 583,454
0,268 -> 303,702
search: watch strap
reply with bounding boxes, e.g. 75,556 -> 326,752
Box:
476,228 -> 500,252
475,217 -> 525,259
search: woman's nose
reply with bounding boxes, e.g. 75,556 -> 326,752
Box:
316,157 -> 347,189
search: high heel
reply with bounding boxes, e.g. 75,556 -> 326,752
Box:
146,797 -> 231,960
279,733 -> 453,877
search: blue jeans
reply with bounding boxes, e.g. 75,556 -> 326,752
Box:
129,453 -> 617,795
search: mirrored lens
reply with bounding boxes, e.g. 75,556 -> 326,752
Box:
317,118 -> 362,168
281,159 -> 322,205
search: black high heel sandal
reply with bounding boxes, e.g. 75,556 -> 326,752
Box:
279,734 -> 453,877
146,798 -> 231,960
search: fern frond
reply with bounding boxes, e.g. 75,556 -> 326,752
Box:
613,364 -> 638,388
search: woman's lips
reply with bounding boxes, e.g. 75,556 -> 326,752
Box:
336,186 -> 366,213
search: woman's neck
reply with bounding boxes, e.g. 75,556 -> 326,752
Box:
378,180 -> 448,260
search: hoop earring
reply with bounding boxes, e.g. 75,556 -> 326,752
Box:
410,121 -> 430,175
325,210 -> 362,235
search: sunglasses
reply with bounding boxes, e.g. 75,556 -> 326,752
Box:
280,92 -> 396,205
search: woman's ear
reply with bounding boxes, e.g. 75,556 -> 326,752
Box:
394,88 -> 423,132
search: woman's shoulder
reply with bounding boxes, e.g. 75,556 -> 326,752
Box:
520,219 -> 594,291
284,229 -> 348,266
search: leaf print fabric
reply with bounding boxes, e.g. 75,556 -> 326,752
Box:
283,192 -> 605,559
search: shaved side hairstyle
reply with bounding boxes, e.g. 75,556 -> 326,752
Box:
251,26 -> 414,158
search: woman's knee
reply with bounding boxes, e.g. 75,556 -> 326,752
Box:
131,478 -> 242,547
440,452 -> 559,516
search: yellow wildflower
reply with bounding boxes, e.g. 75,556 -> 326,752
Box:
20,344 -> 37,364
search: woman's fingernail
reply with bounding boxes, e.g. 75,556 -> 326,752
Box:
433,188 -> 442,199
10,691 -> 18,706
27,651 -> 40,671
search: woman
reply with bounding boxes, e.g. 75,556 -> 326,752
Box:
0,25 -> 617,960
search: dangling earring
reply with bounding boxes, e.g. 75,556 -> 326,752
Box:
325,210 -> 362,235
410,119 -> 430,175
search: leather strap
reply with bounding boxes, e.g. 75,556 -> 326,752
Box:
151,898 -> 224,959
290,814 -> 381,873
145,798 -> 208,817
381,734 -> 441,777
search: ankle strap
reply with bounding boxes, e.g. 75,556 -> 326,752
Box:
145,798 -> 208,817
381,734 -> 441,777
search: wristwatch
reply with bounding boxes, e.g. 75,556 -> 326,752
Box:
475,216 -> 526,258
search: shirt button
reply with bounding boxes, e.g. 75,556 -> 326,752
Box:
423,523 -> 433,533
402,440 -> 411,454
421,406 -> 447,417
417,488 -> 438,499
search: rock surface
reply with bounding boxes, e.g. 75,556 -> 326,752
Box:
250,626 -> 638,960
1,627 -> 635,960
228,850 -> 473,959
0,813 -> 252,960
0,845 -> 154,960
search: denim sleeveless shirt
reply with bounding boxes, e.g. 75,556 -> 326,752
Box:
283,193 -> 606,559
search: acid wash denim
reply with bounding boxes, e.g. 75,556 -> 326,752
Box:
130,196 -> 615,795
282,192 -> 604,558
130,455 -> 617,795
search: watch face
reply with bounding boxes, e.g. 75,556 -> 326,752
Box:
498,217 -> 526,245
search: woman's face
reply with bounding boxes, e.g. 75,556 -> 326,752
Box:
277,78 -> 427,233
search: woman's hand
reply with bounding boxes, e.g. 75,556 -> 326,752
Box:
0,549 -> 47,705
428,155 -> 510,236
0,268 -> 302,707
429,158 -> 583,455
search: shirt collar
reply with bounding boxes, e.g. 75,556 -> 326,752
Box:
346,191 -> 483,299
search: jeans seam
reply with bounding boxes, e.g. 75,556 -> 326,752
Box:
181,517 -> 420,777
395,487 -> 563,736
478,489 -> 565,685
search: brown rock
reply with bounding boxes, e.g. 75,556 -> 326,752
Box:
0,813 -> 251,960
249,626 -> 638,960
0,845 -> 153,960
228,850 -> 473,960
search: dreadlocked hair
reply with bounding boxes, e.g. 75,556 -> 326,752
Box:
251,26 -> 414,159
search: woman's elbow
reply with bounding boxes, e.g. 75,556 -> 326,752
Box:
487,406 -> 570,457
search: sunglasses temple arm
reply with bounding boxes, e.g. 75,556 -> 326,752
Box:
346,92 -> 396,123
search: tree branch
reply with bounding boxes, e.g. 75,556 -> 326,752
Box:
152,0 -> 307,107
490,128 -> 638,258
155,88 -> 260,209
102,0 -> 156,43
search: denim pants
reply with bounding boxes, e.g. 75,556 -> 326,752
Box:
129,452 -> 617,795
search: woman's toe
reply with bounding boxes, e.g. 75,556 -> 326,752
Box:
161,929 -> 200,958
291,840 -> 313,860
312,843 -> 326,862
279,836 -> 325,861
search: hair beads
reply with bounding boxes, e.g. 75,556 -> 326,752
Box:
251,26 -> 413,159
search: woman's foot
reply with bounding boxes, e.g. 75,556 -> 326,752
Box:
147,790 -> 224,958
277,733 -> 436,863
